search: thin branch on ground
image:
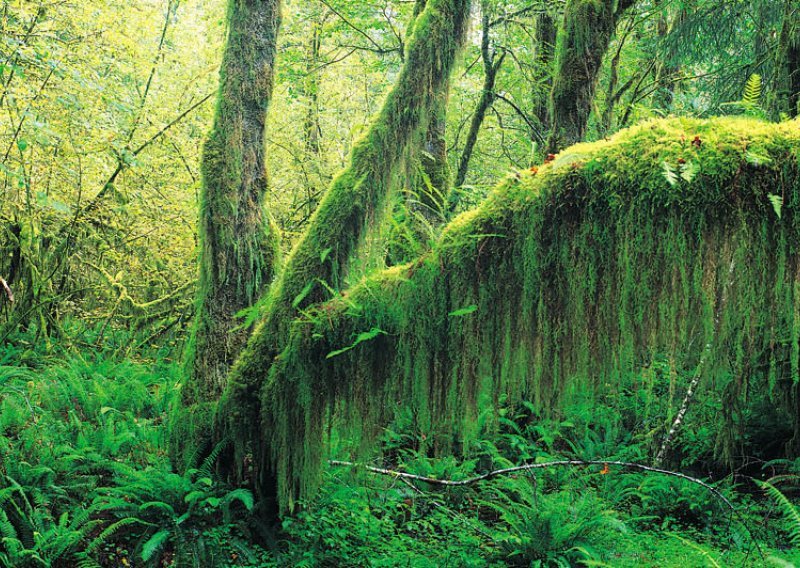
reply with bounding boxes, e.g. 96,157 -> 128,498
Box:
331,457 -> 765,561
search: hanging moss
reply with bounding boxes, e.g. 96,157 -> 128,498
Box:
215,0 -> 472,491
251,116 -> 800,512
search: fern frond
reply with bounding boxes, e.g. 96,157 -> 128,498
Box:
759,481 -> 800,547
742,74 -> 762,107
198,439 -> 229,479
141,528 -> 171,563
85,518 -> 152,553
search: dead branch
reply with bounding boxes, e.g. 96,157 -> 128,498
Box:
0,277 -> 13,303
331,457 -> 765,561
331,459 -> 734,509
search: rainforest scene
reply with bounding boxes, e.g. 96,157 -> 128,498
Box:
1,0 -> 800,566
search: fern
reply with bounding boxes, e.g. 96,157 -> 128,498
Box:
742,73 -> 762,108
85,517 -> 152,553
759,481 -> 800,547
141,529 -> 171,563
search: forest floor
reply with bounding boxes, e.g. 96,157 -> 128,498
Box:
1,328 -> 798,567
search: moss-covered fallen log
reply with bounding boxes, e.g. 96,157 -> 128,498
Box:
239,117 -> 800,512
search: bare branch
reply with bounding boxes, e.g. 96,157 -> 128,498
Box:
331,459 -> 734,509
0,277 -> 13,303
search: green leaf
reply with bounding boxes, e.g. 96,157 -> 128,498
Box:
679,161 -> 699,183
327,328 -> 387,359
292,281 -> 315,308
768,194 -> 783,219
16,139 -> 27,152
320,247 -> 332,263
449,305 -> 478,317
662,162 -> 678,187
141,529 -> 170,562
742,73 -> 762,107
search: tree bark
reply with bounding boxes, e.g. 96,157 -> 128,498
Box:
776,1 -> 800,118
532,9 -> 557,147
546,0 -> 635,153
184,0 -> 282,404
299,4 -> 325,220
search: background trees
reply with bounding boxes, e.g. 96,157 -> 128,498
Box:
2,0 -> 800,565
3,0 -> 798,346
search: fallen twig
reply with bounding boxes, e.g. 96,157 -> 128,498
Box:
331,459 -> 733,507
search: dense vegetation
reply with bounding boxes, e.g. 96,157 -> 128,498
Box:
2,0 -> 800,566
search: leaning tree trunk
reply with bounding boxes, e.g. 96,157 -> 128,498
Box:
216,0 -> 472,514
256,116 -> 800,515
173,0 -> 282,467
546,0 -> 635,153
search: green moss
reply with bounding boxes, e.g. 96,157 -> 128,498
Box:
251,117 -> 800,511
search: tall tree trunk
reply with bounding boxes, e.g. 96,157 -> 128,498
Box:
777,1 -> 800,118
184,0 -> 282,405
532,8 -> 557,148
455,0 -> 505,188
546,0 -> 635,153
216,0 -> 472,514
303,17 -> 322,158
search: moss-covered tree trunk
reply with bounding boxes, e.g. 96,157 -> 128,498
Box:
532,8 -> 557,149
777,1 -> 800,118
254,116 -> 800,513
216,0 -> 472,512
300,2 -> 325,219
546,0 -> 635,152
404,0 -> 453,242
184,0 -> 282,404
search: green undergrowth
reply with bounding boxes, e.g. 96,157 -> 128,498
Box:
0,331 -> 271,567
277,388 -> 800,567
2,335 -> 800,566
248,116 -> 800,510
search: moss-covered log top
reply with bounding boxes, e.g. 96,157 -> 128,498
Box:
241,117 -> 800,511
